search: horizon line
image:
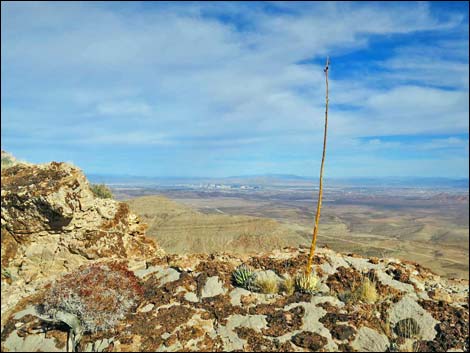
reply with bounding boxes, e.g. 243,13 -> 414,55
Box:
85,173 -> 469,180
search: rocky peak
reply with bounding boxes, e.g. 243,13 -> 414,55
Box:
1,160 -> 163,320
1,248 -> 468,352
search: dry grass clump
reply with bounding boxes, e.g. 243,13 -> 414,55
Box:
280,275 -> 295,296
394,317 -> 420,339
338,275 -> 379,304
254,272 -> 279,294
355,277 -> 378,303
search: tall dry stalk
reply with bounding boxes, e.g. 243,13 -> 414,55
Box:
305,56 -> 330,276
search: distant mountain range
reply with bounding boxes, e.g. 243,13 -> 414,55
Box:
87,173 -> 469,189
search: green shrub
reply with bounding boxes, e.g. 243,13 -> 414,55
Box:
90,183 -> 113,199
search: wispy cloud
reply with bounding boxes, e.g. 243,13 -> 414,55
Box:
1,1 -> 468,177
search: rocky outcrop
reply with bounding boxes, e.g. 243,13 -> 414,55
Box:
1,247 -> 468,352
1,161 -> 163,321
1,150 -> 25,169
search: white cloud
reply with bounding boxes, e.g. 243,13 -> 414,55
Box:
1,1 -> 468,176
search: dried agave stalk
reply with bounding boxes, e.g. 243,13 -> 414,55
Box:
305,56 -> 330,276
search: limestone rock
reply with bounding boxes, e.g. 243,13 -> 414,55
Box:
201,276 -> 227,298
1,248 -> 468,352
388,294 -> 439,340
1,161 -> 164,321
351,327 -> 389,352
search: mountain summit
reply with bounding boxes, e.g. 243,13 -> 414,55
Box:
1,158 -> 468,352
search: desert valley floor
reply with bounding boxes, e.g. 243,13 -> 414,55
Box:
112,185 -> 469,280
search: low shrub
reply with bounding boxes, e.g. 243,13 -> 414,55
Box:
37,261 -> 142,333
90,183 -> 114,199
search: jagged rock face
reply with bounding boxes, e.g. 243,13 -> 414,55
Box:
1,248 -> 468,352
1,161 -> 163,320
1,162 -> 95,236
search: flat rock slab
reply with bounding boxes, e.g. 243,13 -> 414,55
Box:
184,292 -> 199,303
3,331 -> 63,352
201,276 -> 227,298
217,314 -> 267,351
229,287 -> 252,306
388,294 -> 438,340
351,327 -> 389,352
377,270 -> 415,293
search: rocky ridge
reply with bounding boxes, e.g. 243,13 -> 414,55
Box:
1,161 -> 163,322
1,157 -> 468,352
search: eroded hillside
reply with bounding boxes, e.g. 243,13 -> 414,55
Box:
126,195 -> 308,254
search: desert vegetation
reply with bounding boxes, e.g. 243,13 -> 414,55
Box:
90,183 -> 114,199
280,274 -> 296,295
37,262 -> 142,351
254,272 -> 279,294
295,272 -> 320,294
337,275 -> 379,304
232,264 -> 257,290
305,57 -> 330,278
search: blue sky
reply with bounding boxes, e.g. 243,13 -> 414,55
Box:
1,1 -> 469,178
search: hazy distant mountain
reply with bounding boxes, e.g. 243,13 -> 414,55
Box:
87,173 -> 468,189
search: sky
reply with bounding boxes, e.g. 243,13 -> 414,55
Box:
1,1 -> 469,178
